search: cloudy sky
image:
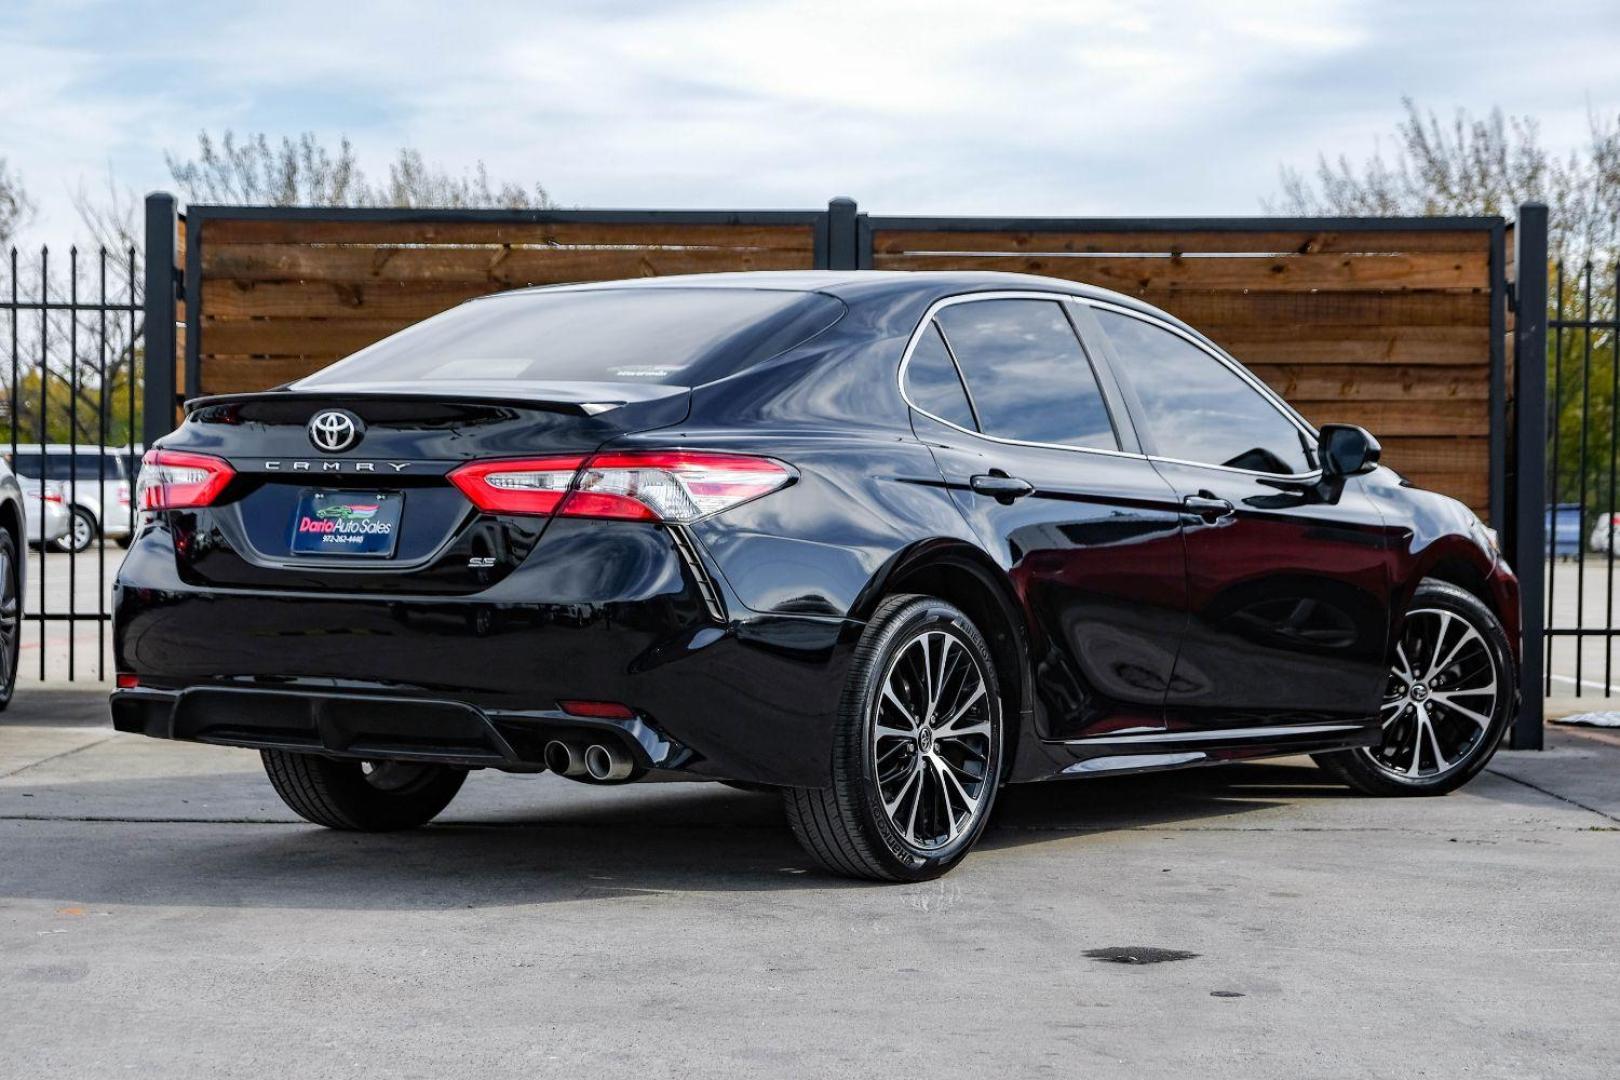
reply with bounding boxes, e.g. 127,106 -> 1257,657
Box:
4,0 -> 1620,239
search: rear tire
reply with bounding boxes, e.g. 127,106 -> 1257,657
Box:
1314,580 -> 1515,797
782,594 -> 1004,882
261,750 -> 466,830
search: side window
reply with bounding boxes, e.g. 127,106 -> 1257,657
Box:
1096,309 -> 1313,474
903,322 -> 978,430
934,299 -> 1117,450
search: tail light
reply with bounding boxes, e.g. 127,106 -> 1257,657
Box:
136,449 -> 236,510
448,451 -> 792,523
448,456 -> 585,516
41,486 -> 63,505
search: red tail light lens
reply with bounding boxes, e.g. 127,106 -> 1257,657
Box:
447,451 -> 792,523
447,456 -> 585,515
136,449 -> 235,510
560,451 -> 792,522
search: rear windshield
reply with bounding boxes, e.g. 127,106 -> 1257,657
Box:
295,288 -> 845,389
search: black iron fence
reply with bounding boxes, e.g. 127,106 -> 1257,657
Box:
1539,245 -> 1620,701
1,243 -> 144,681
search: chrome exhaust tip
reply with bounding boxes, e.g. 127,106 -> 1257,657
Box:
584,742 -> 634,783
544,739 -> 587,778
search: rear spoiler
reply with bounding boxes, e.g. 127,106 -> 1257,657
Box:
183,380 -> 691,419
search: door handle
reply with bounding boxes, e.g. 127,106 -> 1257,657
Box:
970,473 -> 1034,503
1182,492 -> 1235,522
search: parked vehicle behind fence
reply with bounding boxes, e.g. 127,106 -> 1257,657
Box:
7,444 -> 138,553
1548,503 -> 1584,560
19,478 -> 70,549
111,271 -> 1523,881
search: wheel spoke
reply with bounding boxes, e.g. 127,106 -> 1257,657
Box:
938,720 -> 992,741
936,684 -> 986,733
903,766 -> 925,843
917,635 -> 935,719
1393,642 -> 1415,687
929,756 -> 968,841
880,684 -> 920,731
932,635 -> 959,719
1425,717 -> 1450,772
1429,693 -> 1492,731
883,761 -> 922,818
1426,615 -> 1478,681
1406,711 -> 1428,776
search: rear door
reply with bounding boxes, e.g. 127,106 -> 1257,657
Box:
905,295 -> 1187,741
1083,303 -> 1393,734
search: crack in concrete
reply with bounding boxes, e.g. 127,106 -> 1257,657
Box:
0,734 -> 117,780
1485,765 -> 1620,824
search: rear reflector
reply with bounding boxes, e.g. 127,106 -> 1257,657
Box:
449,451 -> 792,523
557,699 -> 636,720
116,673 -> 140,689
136,449 -> 236,511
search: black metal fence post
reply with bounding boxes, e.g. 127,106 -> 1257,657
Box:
1511,202 -> 1549,748
142,192 -> 178,448
826,197 -> 858,270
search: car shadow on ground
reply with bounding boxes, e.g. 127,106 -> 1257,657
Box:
0,758 -> 1357,908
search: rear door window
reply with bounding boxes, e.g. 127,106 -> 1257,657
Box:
934,299 -> 1117,450
903,322 -> 978,430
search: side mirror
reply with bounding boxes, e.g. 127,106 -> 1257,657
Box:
1318,424 -> 1381,478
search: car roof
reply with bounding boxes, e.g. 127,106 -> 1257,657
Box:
486,270 -> 1180,324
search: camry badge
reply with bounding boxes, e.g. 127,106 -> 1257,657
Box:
308,409 -> 363,453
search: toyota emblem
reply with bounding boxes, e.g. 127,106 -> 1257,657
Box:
308,409 -> 363,453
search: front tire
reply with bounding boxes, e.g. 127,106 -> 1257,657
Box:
1315,580 -> 1516,797
261,750 -> 466,830
783,594 -> 1004,882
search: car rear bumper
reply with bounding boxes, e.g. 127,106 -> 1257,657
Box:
110,684 -> 677,773
112,520 -> 859,787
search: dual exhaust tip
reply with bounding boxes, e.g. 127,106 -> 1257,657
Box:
544,738 -> 635,783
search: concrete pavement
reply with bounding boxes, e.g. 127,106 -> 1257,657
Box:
3,690 -> 1617,1079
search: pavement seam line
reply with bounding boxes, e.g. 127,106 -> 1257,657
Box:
0,733 -> 118,780
1485,765 -> 1620,825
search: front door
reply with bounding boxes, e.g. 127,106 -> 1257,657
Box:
902,296 -> 1189,741
1084,304 -> 1393,734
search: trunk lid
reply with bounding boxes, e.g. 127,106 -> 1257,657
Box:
158,384 -> 689,594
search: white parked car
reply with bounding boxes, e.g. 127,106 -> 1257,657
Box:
1589,512 -> 1620,554
6,444 -> 138,553
20,478 -> 71,548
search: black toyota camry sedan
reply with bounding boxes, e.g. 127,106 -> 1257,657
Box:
111,271 -> 1520,881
